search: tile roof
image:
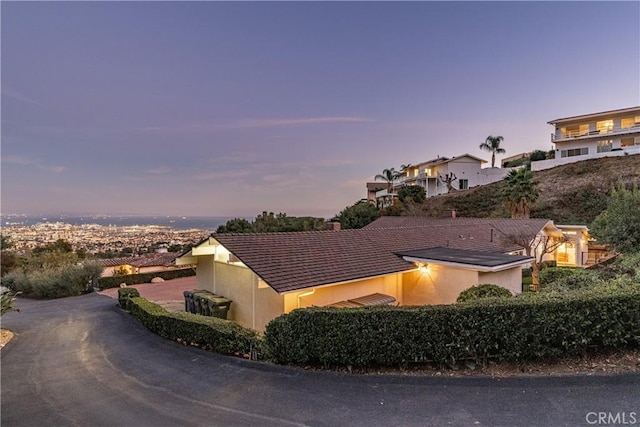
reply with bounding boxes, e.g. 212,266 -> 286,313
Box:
98,252 -> 180,268
211,217 -> 551,294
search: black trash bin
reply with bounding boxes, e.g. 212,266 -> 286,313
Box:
206,296 -> 232,320
183,290 -> 195,313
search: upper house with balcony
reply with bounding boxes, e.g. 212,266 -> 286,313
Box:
532,106 -> 640,171
367,153 -> 511,204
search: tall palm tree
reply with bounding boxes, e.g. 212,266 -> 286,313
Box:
501,168 -> 539,218
375,168 -> 398,194
479,135 -> 506,168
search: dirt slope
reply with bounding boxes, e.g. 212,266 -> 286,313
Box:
419,154 -> 640,224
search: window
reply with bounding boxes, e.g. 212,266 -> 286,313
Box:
596,140 -> 613,153
562,124 -> 589,138
597,120 -> 614,133
423,168 -> 432,177
560,147 -> 588,158
459,179 -> 469,190
621,116 -> 640,129
621,137 -> 640,147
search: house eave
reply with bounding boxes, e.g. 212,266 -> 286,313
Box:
401,255 -> 533,272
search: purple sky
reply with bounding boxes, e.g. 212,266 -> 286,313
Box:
2,2 -> 639,218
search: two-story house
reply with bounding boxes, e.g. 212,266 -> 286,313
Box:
533,106 -> 640,171
367,153 -> 510,204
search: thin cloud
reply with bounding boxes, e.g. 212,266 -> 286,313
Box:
140,116 -> 373,132
1,87 -> 44,107
1,155 -> 67,173
144,167 -> 172,175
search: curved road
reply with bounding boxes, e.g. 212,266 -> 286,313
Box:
2,294 -> 638,427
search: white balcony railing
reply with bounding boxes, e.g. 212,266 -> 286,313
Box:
551,124 -> 640,142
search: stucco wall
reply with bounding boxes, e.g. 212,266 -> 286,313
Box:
196,255 -> 215,292
284,274 -> 403,312
478,268 -> 522,295
214,262 -> 283,332
402,265 -> 479,305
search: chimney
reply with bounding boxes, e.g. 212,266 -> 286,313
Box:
441,210 -> 456,218
326,221 -> 341,231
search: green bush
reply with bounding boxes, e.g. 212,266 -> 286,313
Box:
118,287 -> 140,309
1,261 -> 103,299
539,268 -> 601,292
264,285 -> 640,367
456,284 -> 512,303
605,253 -> 640,281
1,290 -> 20,316
97,268 -> 195,290
126,296 -> 260,356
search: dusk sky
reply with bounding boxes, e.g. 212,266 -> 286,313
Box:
2,2 -> 639,219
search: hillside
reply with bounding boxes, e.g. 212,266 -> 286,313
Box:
418,154 -> 640,224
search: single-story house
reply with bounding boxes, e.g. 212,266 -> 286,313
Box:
99,252 -> 183,277
177,217 -> 577,331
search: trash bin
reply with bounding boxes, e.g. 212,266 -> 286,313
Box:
206,296 -> 232,320
183,290 -> 195,313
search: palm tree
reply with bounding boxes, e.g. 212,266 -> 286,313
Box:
479,135 -> 506,168
375,168 -> 398,194
501,168 -> 539,218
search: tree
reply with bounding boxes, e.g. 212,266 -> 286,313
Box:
501,230 -> 567,291
590,181 -> 640,253
398,185 -> 426,204
32,239 -> 73,255
216,218 -> 254,233
501,168 -> 539,218
375,168 -> 398,194
438,172 -> 458,192
1,235 -> 17,277
479,135 -> 506,168
335,201 -> 380,229
529,150 -> 548,162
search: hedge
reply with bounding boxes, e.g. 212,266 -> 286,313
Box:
456,284 -> 512,303
264,285 -> 640,367
97,268 -> 195,290
118,287 -> 140,309
124,296 -> 260,356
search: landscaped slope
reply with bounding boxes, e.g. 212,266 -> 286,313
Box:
418,155 -> 640,224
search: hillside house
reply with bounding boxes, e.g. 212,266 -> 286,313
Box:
176,217 -> 580,331
533,106 -> 640,171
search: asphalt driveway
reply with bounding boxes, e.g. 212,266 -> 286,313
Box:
1,293 -> 638,427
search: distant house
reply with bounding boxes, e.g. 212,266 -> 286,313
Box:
533,106 -> 640,171
367,153 -> 512,205
176,217 -> 582,331
99,252 -> 183,277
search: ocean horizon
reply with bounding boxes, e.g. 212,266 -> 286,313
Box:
0,214 -> 246,231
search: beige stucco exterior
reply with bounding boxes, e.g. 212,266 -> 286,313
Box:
186,254 -> 524,331
284,274 -> 404,312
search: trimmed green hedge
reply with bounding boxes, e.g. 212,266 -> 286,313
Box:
98,268 -> 195,290
264,286 -> 640,367
118,287 -> 140,309
125,296 -> 260,356
456,284 -> 512,303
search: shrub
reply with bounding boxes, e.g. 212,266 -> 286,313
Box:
539,268 -> 601,292
1,261 -> 102,299
456,284 -> 512,303
126,296 -> 260,357
1,290 -> 20,316
97,268 -> 195,290
264,285 -> 640,367
118,287 -> 140,309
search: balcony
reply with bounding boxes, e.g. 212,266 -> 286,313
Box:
551,123 -> 640,142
